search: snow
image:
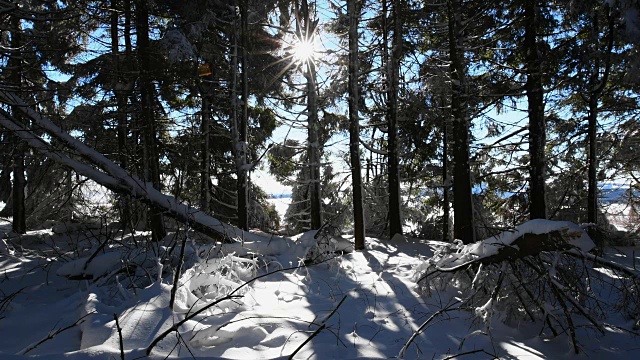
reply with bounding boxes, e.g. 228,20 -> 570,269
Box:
438,219 -> 596,269
1,218 -> 639,359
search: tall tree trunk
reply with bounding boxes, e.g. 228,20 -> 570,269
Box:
587,7 -> 614,252
9,16 -> 26,234
387,0 -> 402,237
237,0 -> 250,230
524,0 -> 547,220
442,104 -> 450,242
111,0 -> 131,227
124,0 -> 132,54
587,7 -> 614,227
348,0 -> 365,249
297,0 -> 322,230
230,0 -> 240,223
135,0 -> 165,241
448,0 -> 474,244
307,57 -> 322,230
200,89 -> 211,214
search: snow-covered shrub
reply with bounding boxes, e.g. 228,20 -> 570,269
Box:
413,219 -> 640,353
303,223 -> 345,265
173,253 -> 257,313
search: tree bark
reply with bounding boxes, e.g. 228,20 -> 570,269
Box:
524,0 -> 547,220
387,0 -> 402,237
297,0 -> 322,230
237,0 -> 250,230
111,0 -> 131,227
200,90 -> 211,214
442,104 -> 450,242
135,0 -> 165,241
348,0 -> 365,250
9,15 -> 26,234
587,7 -> 614,227
448,0 -> 474,244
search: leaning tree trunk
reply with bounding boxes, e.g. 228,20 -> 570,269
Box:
135,0 -> 165,241
348,0 -> 365,250
448,0 -> 474,244
0,93 -> 236,241
524,0 -> 547,220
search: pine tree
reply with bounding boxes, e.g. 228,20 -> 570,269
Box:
8,15 -> 26,234
135,0 -> 166,241
386,0 -> 402,237
348,0 -> 365,249
524,0 -> 547,220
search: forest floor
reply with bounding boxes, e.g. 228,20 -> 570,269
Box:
1,218 -> 639,359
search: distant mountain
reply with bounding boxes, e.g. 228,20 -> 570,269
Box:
601,183 -> 636,204
269,193 -> 292,199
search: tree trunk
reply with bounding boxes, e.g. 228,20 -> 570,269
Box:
297,0 -> 322,230
348,0 -> 365,250
587,7 -> 614,227
111,0 -> 131,227
9,15 -> 26,234
307,59 -> 322,230
442,105 -> 450,242
200,91 -> 211,214
387,0 -> 402,237
237,0 -> 250,230
524,0 -> 547,220
448,0 -> 474,244
230,0 -> 240,223
135,0 -> 165,241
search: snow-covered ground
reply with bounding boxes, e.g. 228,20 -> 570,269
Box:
1,218 -> 639,359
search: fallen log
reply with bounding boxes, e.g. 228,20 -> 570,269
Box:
0,92 -> 274,245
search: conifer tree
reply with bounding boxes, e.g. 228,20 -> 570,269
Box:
348,0 -> 365,249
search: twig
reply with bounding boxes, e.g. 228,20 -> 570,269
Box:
0,287 -> 24,319
287,294 -> 347,360
79,232 -> 112,276
18,312 -> 94,355
214,316 -> 319,333
114,313 -> 125,360
566,250 -> 640,279
442,349 -> 495,360
169,230 -> 189,309
549,277 -> 605,334
398,301 -> 460,359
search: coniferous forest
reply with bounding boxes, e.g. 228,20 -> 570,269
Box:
1,1 -> 640,359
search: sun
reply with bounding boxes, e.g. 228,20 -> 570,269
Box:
291,38 -> 316,64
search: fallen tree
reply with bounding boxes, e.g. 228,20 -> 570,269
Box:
413,219 -> 640,354
0,91 -> 294,250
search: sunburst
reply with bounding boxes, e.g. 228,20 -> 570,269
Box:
291,38 -> 317,65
